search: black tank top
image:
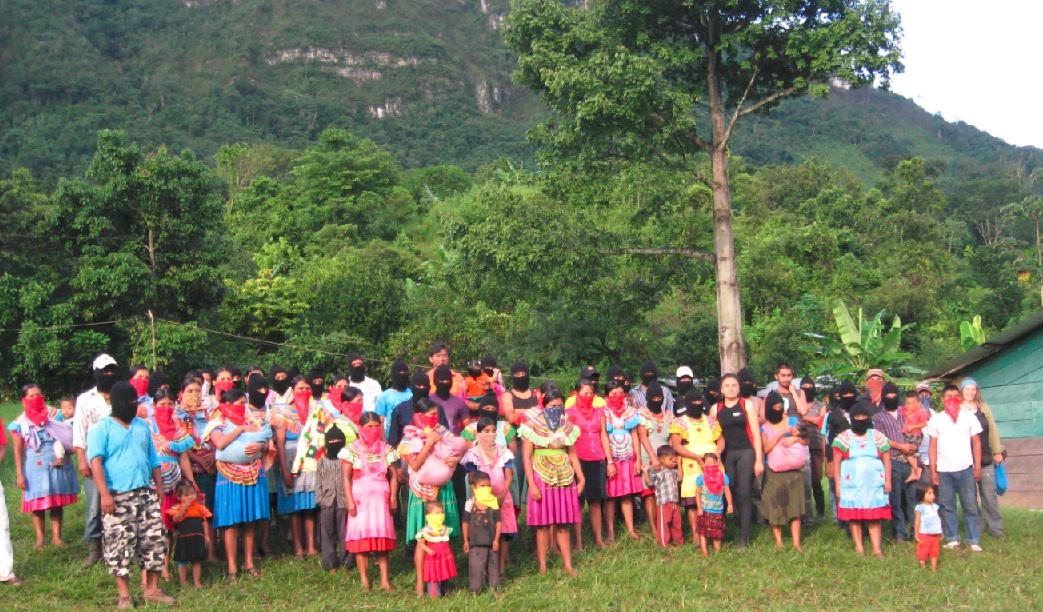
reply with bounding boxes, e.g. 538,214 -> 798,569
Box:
718,400 -> 753,451
510,392 -> 539,411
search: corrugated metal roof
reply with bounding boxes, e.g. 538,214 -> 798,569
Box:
927,309 -> 1043,380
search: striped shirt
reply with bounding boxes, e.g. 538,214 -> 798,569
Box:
871,409 -> 906,462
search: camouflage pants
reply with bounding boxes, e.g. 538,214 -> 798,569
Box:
101,487 -> 167,577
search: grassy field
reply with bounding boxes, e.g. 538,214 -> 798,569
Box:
0,401 -> 1040,610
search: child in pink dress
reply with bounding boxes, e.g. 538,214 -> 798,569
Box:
415,500 -> 456,598
342,413 -> 398,592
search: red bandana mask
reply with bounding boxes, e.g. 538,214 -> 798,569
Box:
359,426 -> 383,451
154,403 -> 180,439
342,401 -> 364,424
220,402 -> 246,427
943,396 -> 961,423
328,386 -> 346,411
292,388 -> 312,423
575,394 -> 594,413
130,377 -> 150,398
702,462 -> 725,495
606,394 -> 626,416
413,412 -> 438,431
22,395 -> 48,427
213,379 -> 235,398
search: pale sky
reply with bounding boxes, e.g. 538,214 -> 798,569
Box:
889,0 -> 1043,149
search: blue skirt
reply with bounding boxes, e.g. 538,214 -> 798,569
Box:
213,468 -> 271,528
276,469 -> 317,515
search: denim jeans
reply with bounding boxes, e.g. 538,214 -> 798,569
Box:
938,467 -> 980,545
977,464 -> 1004,537
888,461 -> 915,540
82,477 -> 102,542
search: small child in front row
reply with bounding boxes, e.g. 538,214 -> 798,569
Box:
462,471 -> 502,593
914,485 -> 942,571
695,452 -> 733,556
167,480 -> 212,588
647,445 -> 683,547
416,500 -> 457,598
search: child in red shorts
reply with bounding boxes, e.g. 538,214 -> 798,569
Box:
914,485 -> 942,571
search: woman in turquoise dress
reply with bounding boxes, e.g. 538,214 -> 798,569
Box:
832,402 -> 892,557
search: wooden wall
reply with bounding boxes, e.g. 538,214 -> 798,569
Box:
1001,437 -> 1042,510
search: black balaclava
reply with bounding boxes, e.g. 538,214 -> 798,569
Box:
390,359 -> 409,391
676,376 -> 693,398
645,382 -> 665,414
800,376 -> 817,403
481,355 -> 497,377
705,378 -> 722,405
269,365 -> 290,395
433,365 -> 452,399
410,370 -> 431,402
466,360 -> 482,379
95,366 -> 118,394
110,381 -> 138,423
347,352 -> 365,383
640,360 -> 658,386
738,367 -> 757,399
882,381 -> 901,412
605,365 -> 626,394
764,391 -> 785,424
307,368 -> 325,400
148,371 -> 171,397
836,381 -> 858,411
478,392 -> 500,420
510,362 -> 530,392
324,424 -> 346,459
247,373 -> 268,409
680,388 -> 706,418
850,402 -> 872,435
228,366 -> 243,390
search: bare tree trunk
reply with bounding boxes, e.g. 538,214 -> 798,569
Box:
706,41 -> 747,374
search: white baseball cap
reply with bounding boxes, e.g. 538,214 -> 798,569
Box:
92,353 -> 118,370
676,366 -> 694,379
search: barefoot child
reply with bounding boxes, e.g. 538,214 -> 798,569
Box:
914,485 -> 942,571
415,500 -> 457,598
462,471 -> 502,593
647,445 -> 682,547
167,480 -> 211,588
901,392 -> 928,482
695,453 -> 733,556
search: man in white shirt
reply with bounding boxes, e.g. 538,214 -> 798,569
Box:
925,384 -> 983,551
73,353 -> 119,566
346,352 -> 381,413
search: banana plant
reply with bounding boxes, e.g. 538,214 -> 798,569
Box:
803,298 -> 924,382
960,315 -> 986,352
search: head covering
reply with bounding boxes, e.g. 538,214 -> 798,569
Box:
110,381 -> 138,423
702,461 -> 725,495
511,361 -> 530,392
269,365 -> 290,395
677,388 -> 706,418
645,382 -> 665,414
640,360 -> 658,385
306,368 -> 325,399
865,368 -> 886,380
324,424 -> 347,458
675,365 -> 694,379
92,353 -> 118,371
915,383 -> 931,393
247,374 -> 268,409
433,365 -> 453,398
148,371 -> 171,397
764,391 -> 785,423
410,370 -> 431,398
943,395 -> 962,422
153,398 -> 180,439
835,381 -> 858,411
958,378 -> 978,390
799,376 -> 817,402
882,381 -> 901,411
737,368 -> 756,398
390,359 -> 410,391
580,365 -> 599,380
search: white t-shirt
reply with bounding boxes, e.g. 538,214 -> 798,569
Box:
72,387 -> 112,451
350,377 -> 383,413
924,410 -> 982,473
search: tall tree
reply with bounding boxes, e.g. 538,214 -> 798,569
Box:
506,0 -> 902,371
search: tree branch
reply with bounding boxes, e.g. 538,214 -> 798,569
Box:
602,246 -> 715,262
723,67 -> 759,145
736,85 -> 801,120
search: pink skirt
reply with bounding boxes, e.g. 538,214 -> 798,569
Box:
22,493 -> 78,513
838,506 -> 892,521
422,541 -> 457,582
606,457 -> 643,498
526,472 -> 580,526
499,491 -> 518,535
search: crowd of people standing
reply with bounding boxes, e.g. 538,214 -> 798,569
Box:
0,345 -> 1007,606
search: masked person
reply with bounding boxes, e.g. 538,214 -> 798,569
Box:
146,388 -> 196,579
425,341 -> 465,398
871,381 -> 920,542
73,353 -> 120,566
315,425 -> 349,573
637,382 -> 674,541
9,384 -> 79,551
88,381 -> 174,608
760,392 -> 808,552
565,378 -> 611,550
388,371 -> 447,448
129,366 -> 152,419
375,360 -> 413,435
429,365 -> 469,435
674,367 -> 695,410
271,375 -> 321,557
343,413 -> 399,591
204,389 -> 273,578
860,368 -> 887,415
345,352 -> 382,413
704,378 -> 723,407
630,360 -> 674,414
518,385 -> 584,577
737,368 -> 761,415
669,387 -> 719,542
821,381 -> 857,526
798,377 -> 826,520
498,361 -> 536,510
268,365 -> 293,405
832,401 -> 892,557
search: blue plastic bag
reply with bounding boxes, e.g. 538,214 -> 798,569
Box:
995,462 -> 1008,496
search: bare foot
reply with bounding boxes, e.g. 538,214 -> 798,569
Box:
595,541 -> 608,550
855,547 -> 865,556
628,531 -> 640,540
193,582 -> 203,589
563,567 -> 578,577
873,550 -> 884,558
415,585 -> 424,598
701,549 -> 709,557
538,564 -> 548,576
34,543 -> 44,552
794,545 -> 804,553
381,581 -> 393,592
51,539 -> 64,547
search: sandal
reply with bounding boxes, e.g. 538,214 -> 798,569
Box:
116,595 -> 135,610
243,567 -> 261,577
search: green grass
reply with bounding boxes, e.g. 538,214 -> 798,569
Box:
0,401 -> 1041,609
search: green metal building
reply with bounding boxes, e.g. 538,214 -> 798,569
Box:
929,310 -> 1043,509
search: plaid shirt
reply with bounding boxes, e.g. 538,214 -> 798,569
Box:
649,466 -> 680,505
872,409 -> 907,462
